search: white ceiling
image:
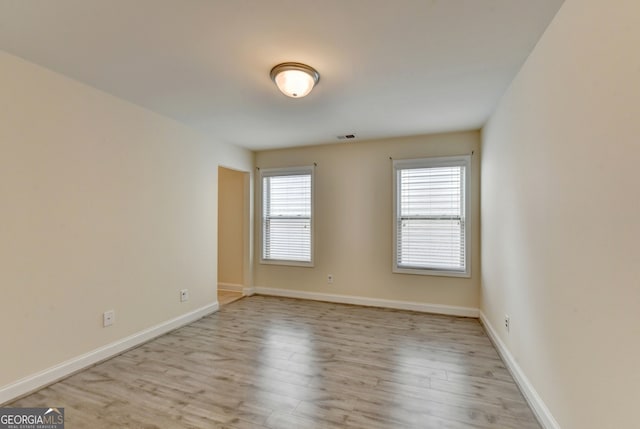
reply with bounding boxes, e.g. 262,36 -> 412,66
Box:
0,0 -> 563,150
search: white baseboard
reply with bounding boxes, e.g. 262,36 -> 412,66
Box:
0,302 -> 219,405
479,312 -> 560,429
250,287 -> 479,318
217,282 -> 244,292
242,287 -> 256,296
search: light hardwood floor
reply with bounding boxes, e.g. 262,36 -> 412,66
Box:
218,290 -> 244,306
10,296 -> 540,428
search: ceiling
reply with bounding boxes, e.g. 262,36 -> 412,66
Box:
0,0 -> 563,150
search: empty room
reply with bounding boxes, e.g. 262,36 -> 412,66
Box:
1,1 -> 638,428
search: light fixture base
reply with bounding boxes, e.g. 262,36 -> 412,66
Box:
270,62 -> 320,98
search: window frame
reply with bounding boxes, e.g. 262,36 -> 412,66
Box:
259,166 -> 315,267
392,155 -> 471,278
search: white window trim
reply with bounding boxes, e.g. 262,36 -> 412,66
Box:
392,155 -> 471,278
259,165 -> 315,267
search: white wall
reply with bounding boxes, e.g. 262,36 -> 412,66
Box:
0,51 -> 252,396
255,132 -> 480,312
481,0 -> 640,427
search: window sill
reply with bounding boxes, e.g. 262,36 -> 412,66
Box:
393,266 -> 470,278
260,259 -> 314,268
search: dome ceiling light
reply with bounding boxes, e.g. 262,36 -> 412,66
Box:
270,62 -> 320,98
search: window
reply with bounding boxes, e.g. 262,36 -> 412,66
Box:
393,155 -> 470,277
260,166 -> 314,266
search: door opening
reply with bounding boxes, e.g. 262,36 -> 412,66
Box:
217,166 -> 250,306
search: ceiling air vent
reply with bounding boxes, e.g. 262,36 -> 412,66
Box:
337,134 -> 356,140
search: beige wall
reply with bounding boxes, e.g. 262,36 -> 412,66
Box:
218,167 -> 246,286
0,51 -> 252,390
481,0 -> 640,427
255,132 -> 480,309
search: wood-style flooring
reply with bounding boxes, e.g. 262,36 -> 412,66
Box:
9,296 -> 541,428
218,289 -> 244,306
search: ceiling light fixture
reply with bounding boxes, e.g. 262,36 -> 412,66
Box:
270,62 -> 320,98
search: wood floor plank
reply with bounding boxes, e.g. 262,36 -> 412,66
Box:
218,290 -> 244,306
9,296 -> 540,428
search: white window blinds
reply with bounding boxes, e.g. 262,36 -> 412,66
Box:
393,156 -> 470,276
261,168 -> 313,264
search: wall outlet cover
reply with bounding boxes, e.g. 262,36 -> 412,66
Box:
103,310 -> 115,327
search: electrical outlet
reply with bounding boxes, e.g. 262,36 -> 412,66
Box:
103,310 -> 115,327
327,274 -> 334,284
180,289 -> 189,302
504,314 -> 510,333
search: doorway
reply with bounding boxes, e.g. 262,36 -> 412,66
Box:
217,166 -> 250,306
